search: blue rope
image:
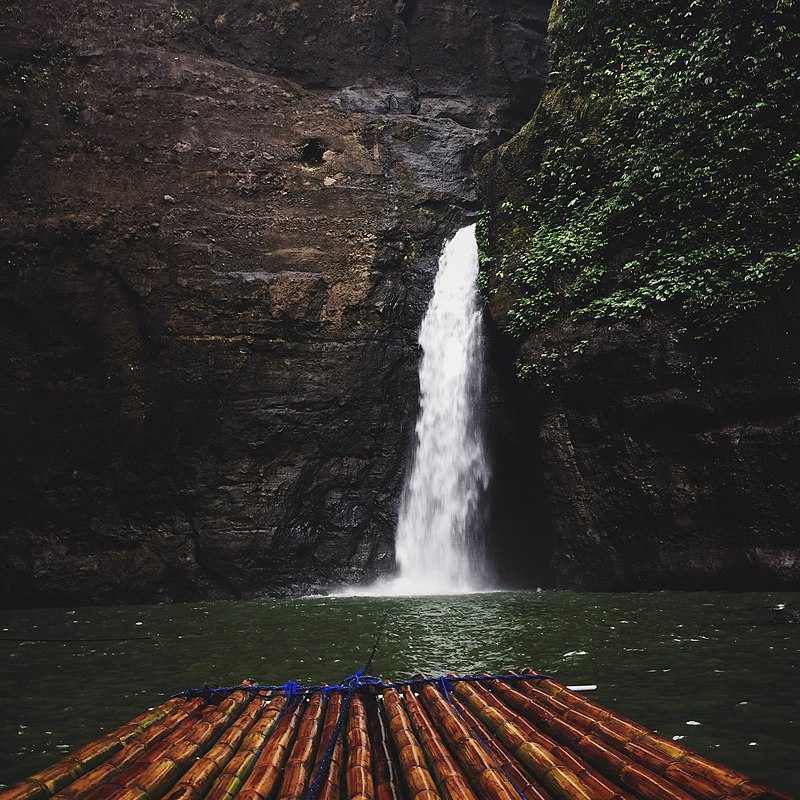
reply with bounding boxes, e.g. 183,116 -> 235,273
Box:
302,629 -> 390,799
168,671 -> 551,702
167,671 -> 549,800
303,682 -> 355,800
437,675 -> 455,706
283,680 -> 300,698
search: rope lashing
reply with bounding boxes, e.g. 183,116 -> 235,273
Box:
168,671 -> 552,702
304,682 -> 355,800
300,623 -> 389,799
282,680 -> 300,698
437,674 -> 455,706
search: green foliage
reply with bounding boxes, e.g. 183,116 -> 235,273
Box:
474,211 -> 493,303
170,4 -> 195,21
515,351 -> 560,380
59,100 -> 80,122
492,0 -> 800,338
0,43 -> 73,90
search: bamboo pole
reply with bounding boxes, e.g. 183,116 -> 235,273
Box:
450,679 -> 606,800
516,672 -> 795,800
448,694 -> 552,800
456,680 -> 634,800
512,676 -> 719,795
77,687 -> 252,800
0,699 -> 198,800
48,698 -> 209,800
162,691 -> 269,800
483,678 -> 699,800
417,682 -> 525,800
311,691 -> 347,800
276,692 -> 327,800
203,694 -> 286,800
346,693 -> 375,800
382,687 -> 441,800
4,673 -> 795,800
235,698 -> 304,800
402,685 -> 479,800
366,693 -> 406,800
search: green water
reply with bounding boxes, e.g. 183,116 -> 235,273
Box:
1,592 -> 798,794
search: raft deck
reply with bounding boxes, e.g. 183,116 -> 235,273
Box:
1,670 -> 793,800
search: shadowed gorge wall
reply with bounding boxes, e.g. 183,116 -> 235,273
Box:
479,0 -> 800,589
0,0 -> 551,605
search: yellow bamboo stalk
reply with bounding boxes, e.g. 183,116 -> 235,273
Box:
457,680 -> 633,800
83,687 -> 251,800
235,698 -> 304,800
516,673 -> 795,800
276,692 -> 327,800
471,678 -> 625,800
0,699 -> 198,800
402,686 -> 479,800
82,787 -> 144,800
50,697 -> 209,800
366,693 -> 404,800
5,673 -> 793,800
203,694 -> 285,800
449,693 -> 552,800
162,691 -> 269,800
484,679 -> 696,800
345,693 -> 375,800
450,679 -> 598,800
312,692 -> 347,800
382,686 -> 441,800
417,682 -> 522,800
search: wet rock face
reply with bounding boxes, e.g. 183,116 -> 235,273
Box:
480,269 -> 800,590
0,1 -> 549,605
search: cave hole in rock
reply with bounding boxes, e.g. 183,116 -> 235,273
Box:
300,138 -> 326,166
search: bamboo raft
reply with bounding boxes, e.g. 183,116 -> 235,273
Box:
1,669 -> 793,800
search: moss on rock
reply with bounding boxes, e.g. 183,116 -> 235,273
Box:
481,0 -> 800,352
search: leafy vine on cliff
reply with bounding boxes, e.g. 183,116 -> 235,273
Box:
487,0 -> 799,340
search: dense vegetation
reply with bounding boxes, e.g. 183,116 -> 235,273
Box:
481,0 -> 799,340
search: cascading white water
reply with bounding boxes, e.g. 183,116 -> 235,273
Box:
341,224 -> 491,596
392,223 -> 490,593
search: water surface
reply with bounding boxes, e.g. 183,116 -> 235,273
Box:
1,591 -> 798,793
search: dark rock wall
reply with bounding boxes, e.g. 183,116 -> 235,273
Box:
479,1 -> 800,590
0,0 -> 550,605
486,300 -> 800,591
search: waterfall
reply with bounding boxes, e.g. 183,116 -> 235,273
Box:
341,224 -> 491,596
393,223 -> 491,593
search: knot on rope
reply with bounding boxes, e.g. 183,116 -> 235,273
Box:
356,674 -> 383,687
282,680 -> 300,698
338,672 -> 383,692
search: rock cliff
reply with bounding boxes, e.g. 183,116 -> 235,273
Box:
479,0 -> 800,589
0,0 -> 550,605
